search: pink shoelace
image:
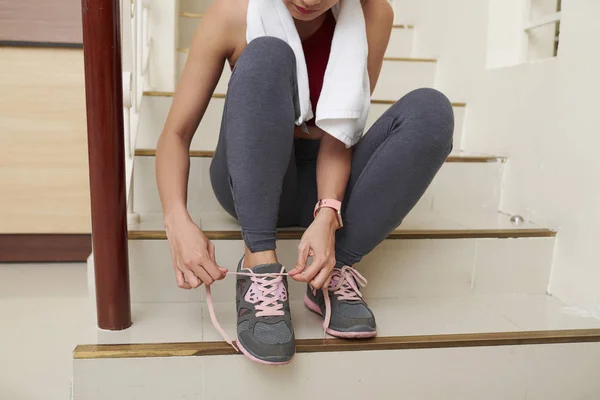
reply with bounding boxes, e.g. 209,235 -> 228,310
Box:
320,266 -> 368,332
205,265 -> 368,351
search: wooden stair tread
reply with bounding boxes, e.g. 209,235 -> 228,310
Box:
177,47 -> 434,63
127,211 -> 555,240
129,229 -> 555,240
179,12 -> 414,31
73,294 -> 600,360
142,91 -> 466,107
134,148 -> 504,163
180,11 -> 204,18
74,329 -> 600,360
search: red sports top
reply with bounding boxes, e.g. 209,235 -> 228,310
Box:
302,11 -> 336,126
234,13 -> 336,126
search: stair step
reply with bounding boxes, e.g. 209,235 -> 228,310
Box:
178,12 -> 414,29
179,47 -> 430,63
134,148 -> 503,163
73,294 -> 600,399
74,329 -> 600,360
178,16 -> 415,58
132,154 -> 503,215
179,11 -> 204,18
176,52 -> 437,101
137,95 -> 467,154
128,213 -> 553,240
125,211 -> 555,303
73,293 -> 600,350
178,0 -> 212,14
73,342 -> 600,400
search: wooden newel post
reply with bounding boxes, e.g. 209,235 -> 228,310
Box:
81,0 -> 132,330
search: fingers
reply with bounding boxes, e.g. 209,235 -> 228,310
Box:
311,259 -> 335,289
170,246 -> 194,289
289,242 -> 310,277
207,242 -> 228,279
176,269 -> 192,290
190,262 -> 215,286
183,269 -> 202,289
208,241 -> 216,261
295,255 -> 335,289
323,273 -> 333,290
294,258 -> 323,284
203,257 -> 227,282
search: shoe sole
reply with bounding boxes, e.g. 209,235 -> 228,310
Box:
235,335 -> 295,366
303,295 -> 378,339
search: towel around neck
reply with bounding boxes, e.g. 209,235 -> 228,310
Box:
246,0 -> 371,148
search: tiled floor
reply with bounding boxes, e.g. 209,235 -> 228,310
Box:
0,263 -> 95,400
2,262 -> 600,400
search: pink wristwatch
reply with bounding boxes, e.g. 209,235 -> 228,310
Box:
313,199 -> 343,229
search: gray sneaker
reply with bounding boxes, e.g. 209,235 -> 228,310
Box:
235,259 -> 295,365
304,263 -> 377,338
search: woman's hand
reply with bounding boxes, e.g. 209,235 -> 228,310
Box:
289,208 -> 339,289
165,213 -> 228,289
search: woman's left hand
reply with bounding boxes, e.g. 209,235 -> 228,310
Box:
289,208 -> 339,289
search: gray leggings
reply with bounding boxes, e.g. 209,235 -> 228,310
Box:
209,37 -> 454,265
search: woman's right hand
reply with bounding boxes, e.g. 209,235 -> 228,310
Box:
165,213 -> 228,289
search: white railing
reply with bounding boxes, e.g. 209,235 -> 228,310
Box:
525,11 -> 561,32
522,0 -> 561,61
121,0 -> 152,224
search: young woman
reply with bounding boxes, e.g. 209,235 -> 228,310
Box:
156,0 -> 454,365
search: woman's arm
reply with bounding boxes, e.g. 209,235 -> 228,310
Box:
157,0 -> 243,224
315,0 -> 395,207
291,0 -> 394,288
156,0 -> 245,288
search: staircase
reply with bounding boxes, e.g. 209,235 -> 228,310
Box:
73,1 -> 600,399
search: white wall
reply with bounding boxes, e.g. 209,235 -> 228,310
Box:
471,0 -> 600,315
401,0 -> 600,314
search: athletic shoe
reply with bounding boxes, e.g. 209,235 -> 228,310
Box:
304,263 -> 376,338
235,259 -> 296,364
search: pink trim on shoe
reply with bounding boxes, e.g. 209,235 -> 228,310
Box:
304,294 -> 324,316
304,294 -> 377,339
324,328 -> 377,339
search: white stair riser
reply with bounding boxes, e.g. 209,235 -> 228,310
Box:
137,97 -> 465,153
178,22 -> 414,58
178,17 -> 199,49
128,237 -> 554,303
179,0 -> 212,14
178,54 -> 436,100
73,342 -> 600,400
372,60 -> 437,101
387,28 -> 414,58
133,157 -> 501,215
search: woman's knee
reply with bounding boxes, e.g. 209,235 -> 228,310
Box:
235,37 -> 296,79
392,88 -> 455,147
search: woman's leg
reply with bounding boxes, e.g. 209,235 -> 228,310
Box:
336,88 -> 455,265
208,37 -> 299,364
209,36 -> 301,263
300,88 -> 453,338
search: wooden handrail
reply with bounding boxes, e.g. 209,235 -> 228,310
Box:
81,0 -> 132,330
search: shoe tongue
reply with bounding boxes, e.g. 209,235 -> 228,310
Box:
248,263 -> 283,275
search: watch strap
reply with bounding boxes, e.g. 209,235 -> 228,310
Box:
314,199 -> 343,228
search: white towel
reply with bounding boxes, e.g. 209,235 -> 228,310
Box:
246,0 -> 370,148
